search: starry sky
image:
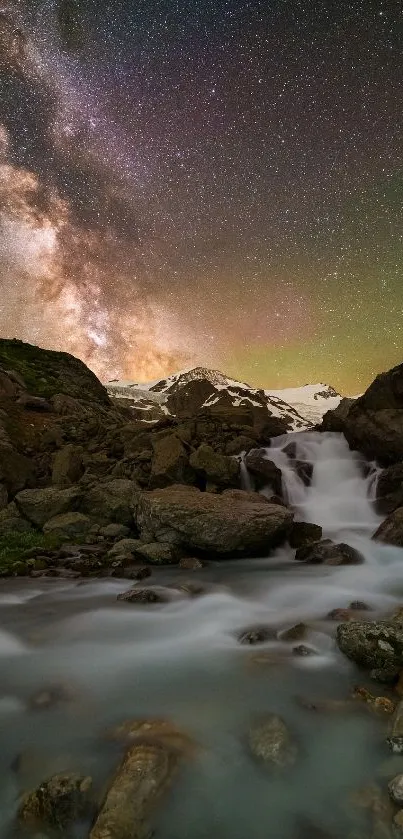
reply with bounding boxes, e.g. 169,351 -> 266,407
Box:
0,0 -> 402,393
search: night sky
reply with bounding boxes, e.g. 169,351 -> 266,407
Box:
0,0 -> 402,393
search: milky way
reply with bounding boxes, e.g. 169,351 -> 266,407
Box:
0,0 -> 402,391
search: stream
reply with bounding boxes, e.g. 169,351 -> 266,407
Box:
1,431 -> 403,838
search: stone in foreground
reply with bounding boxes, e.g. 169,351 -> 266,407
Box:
134,485 -> 292,557
90,721 -> 191,839
18,772 -> 92,830
248,713 -> 297,770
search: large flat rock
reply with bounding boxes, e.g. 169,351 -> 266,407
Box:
133,485 -> 292,557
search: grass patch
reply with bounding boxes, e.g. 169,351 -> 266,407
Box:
0,531 -> 63,575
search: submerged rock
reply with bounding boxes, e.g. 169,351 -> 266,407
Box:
134,485 -> 293,557
238,625 -> 277,645
90,720 -> 192,839
19,772 -> 92,831
295,539 -> 364,565
248,713 -> 298,770
117,587 -> 171,604
337,619 -> 403,677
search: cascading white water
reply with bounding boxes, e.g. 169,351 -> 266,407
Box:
267,431 -> 381,537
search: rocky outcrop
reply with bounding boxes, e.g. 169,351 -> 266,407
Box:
321,363 -> 403,464
373,507 -> 403,547
0,338 -> 109,404
295,539 -> 364,565
134,485 -> 293,557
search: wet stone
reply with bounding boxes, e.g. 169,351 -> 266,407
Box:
350,600 -> 373,611
280,622 -> 307,642
292,644 -> 316,657
388,701 -> 403,753
388,774 -> 403,805
248,713 -> 298,770
117,587 -> 170,604
237,625 -> 277,645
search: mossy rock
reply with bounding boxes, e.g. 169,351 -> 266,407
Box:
0,339 -> 109,404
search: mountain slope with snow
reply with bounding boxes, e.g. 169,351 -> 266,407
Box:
266,383 -> 342,424
107,367 -> 317,431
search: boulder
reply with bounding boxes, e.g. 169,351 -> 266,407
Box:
133,485 -> 293,557
295,539 -> 364,565
15,486 -> 82,528
43,512 -> 93,540
100,523 -> 131,539
52,445 -> 84,487
289,521 -> 322,549
80,479 -> 136,526
18,772 -> 92,830
248,714 -> 298,770
149,434 -> 192,489
244,449 -> 282,493
373,507 -> 403,547
107,538 -> 143,559
0,446 -> 35,496
0,483 -> 7,510
117,587 -> 170,604
131,541 -> 182,565
337,619 -> 403,677
376,464 -> 403,514
189,443 -> 240,488
16,393 -> 52,411
89,721 -> 190,839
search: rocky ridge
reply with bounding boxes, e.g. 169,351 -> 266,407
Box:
106,367 -> 314,429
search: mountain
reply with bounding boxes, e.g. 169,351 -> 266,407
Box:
106,367 -> 314,431
267,384 -> 342,425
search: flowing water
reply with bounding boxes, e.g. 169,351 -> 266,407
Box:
1,431 -> 403,838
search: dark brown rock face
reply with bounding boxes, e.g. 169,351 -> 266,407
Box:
376,464 -> 403,514
244,448 -> 283,493
373,507 -> 403,547
321,363 -> 403,465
